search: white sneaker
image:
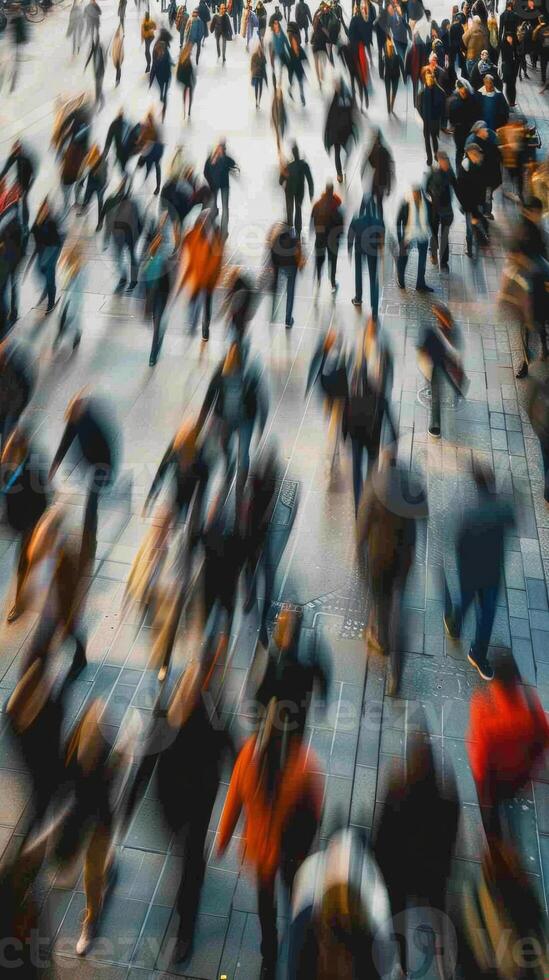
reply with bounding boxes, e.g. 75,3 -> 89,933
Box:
76,916 -> 96,957
158,665 -> 167,682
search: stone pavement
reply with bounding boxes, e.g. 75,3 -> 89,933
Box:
0,0 -> 548,977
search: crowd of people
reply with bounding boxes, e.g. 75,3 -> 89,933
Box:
0,0 -> 548,974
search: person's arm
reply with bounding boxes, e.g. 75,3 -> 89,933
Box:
49,420 -> 78,478
144,441 -> 175,513
0,153 -> 15,182
217,747 -> 245,853
304,163 -> 314,199
84,42 -> 94,68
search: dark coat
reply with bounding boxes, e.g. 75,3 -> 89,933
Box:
447,89 -> 481,148
465,128 -> 502,188
323,86 -> 357,150
456,157 -> 487,211
419,82 -> 446,124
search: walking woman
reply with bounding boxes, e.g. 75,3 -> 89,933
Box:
142,229 -> 171,366
112,23 -> 124,85
55,238 -> 85,350
251,38 -> 268,106
218,701 -> 323,980
136,110 -> 164,195
176,43 -> 195,118
141,9 -> 156,72
383,37 -> 401,115
29,198 -> 64,314
323,78 -> 358,183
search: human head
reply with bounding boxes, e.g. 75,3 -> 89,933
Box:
472,119 -> 489,140
480,48 -> 489,60
483,74 -> 494,92
291,141 -> 299,160
466,143 -> 484,166
437,150 -> 450,171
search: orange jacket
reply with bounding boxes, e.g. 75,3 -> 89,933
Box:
178,222 -> 224,296
467,681 -> 549,805
218,736 -> 323,882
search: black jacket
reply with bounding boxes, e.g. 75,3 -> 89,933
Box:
0,150 -> 34,192
280,156 -> 314,202
347,197 -> 385,256
3,450 -> 49,533
447,90 -> 481,147
426,165 -> 456,219
51,399 -> 117,473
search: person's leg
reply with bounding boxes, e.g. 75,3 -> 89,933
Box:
175,802 -> 213,951
216,35 -> 221,57
440,217 -> 451,268
154,161 -> 161,194
416,240 -> 428,287
128,243 -> 138,286
83,822 -> 112,925
284,189 -> 294,228
429,364 -> 441,436
423,121 -> 432,165
257,878 -> 278,972
430,212 -> 440,264
473,585 -> 498,660
314,247 -> 325,286
396,245 -> 408,287
385,76 -> 391,113
21,191 -> 29,235
328,245 -> 338,289
351,438 -> 363,514
431,126 -> 439,159
221,186 -> 229,237
354,249 -> 363,303
391,75 -> 399,112
235,420 -> 254,510
145,37 -> 152,71
294,199 -> 302,236
334,143 -> 343,181
45,249 -> 58,310
96,189 -> 104,229
465,211 -> 473,256
366,252 -> 378,318
202,290 -> 212,340
285,266 -> 296,324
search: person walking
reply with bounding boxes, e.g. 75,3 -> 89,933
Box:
465,120 -> 501,219
426,150 -> 456,272
67,0 -> 84,55
463,12 -> 489,78
118,0 -> 127,26
418,68 -> 445,166
210,3 -> 233,62
405,30 -> 427,105
250,39 -> 268,106
295,0 -> 312,41
383,37 -> 401,114
29,198 -> 64,315
1,428 -> 49,624
141,10 -> 156,72
527,367 -> 549,506
231,0 -> 243,34
311,181 -> 344,296
268,221 -> 303,328
448,78 -> 480,170
112,23 -> 124,85
478,73 -> 509,131
500,31 -> 519,106
178,209 -> 224,340
323,78 -> 358,184
84,0 -> 101,43
49,392 -> 119,556
184,8 -> 206,62
395,185 -> 433,292
456,141 -> 488,257
0,140 -> 35,236
218,707 -> 323,980
55,238 -> 85,350
84,38 -> 106,110
136,111 -> 164,195
348,193 -> 385,317
444,463 -> 514,680
279,142 -> 313,237
363,128 -> 394,216
149,37 -> 173,119
142,231 -> 172,366
287,31 -> 308,104
417,300 -> 467,438
176,43 -> 195,117
203,140 -> 239,238
342,336 -> 397,513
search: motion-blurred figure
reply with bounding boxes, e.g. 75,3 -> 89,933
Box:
178,208 -> 224,340
417,300 -> 468,438
0,139 -> 35,236
0,339 -> 35,454
375,729 -> 459,978
101,177 -> 143,291
49,391 -> 119,553
55,237 -> 85,351
29,198 -> 65,314
468,649 -> 549,837
218,698 -> 323,980
267,221 -> 304,328
1,427 -> 49,623
241,449 -> 280,647
357,457 -> 426,694
443,463 -> 514,681
347,193 -> 385,316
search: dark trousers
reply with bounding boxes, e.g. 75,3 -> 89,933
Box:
38,246 -> 61,308
541,51 -> 548,84
423,120 -> 439,165
216,34 -> 227,60
314,244 -> 338,287
272,265 -> 297,324
385,74 -> 399,112
114,241 -> 138,285
504,71 -> 517,105
144,36 -> 152,70
430,364 -> 441,433
252,76 -> 264,103
175,795 -> 216,941
82,181 -> 104,225
190,290 -> 213,339
444,577 -> 498,659
232,9 -> 241,33
334,143 -> 343,179
397,238 -> 428,288
351,439 -> 376,513
354,251 -> 379,317
150,293 -> 168,363
430,213 -> 452,267
285,191 -> 303,236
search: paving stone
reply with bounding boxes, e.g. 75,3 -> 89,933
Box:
507,589 -> 529,620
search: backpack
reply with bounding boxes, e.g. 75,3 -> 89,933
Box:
345,363 -> 382,446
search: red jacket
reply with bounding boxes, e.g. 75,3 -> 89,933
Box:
468,681 -> 549,805
218,735 -> 323,882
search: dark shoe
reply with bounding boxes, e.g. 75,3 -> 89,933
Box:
73,331 -> 81,350
430,253 -> 438,265
440,263 -> 449,272
154,187 -> 160,196
67,653 -> 87,681
258,623 -> 269,648
428,425 -> 441,438
396,278 -> 405,289
260,961 -> 276,980
515,362 -> 528,379
443,612 -> 459,640
285,317 -> 294,328
465,248 -> 473,258
6,604 -> 21,624
351,297 -> 362,306
127,280 -> 137,292
467,648 -> 494,681
45,300 -> 58,315
115,276 -> 127,293
416,283 -> 434,293
172,934 -> 193,964
149,354 -> 157,367
485,212 -> 494,221
202,326 -> 210,341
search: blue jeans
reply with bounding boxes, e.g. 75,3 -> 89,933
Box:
272,265 -> 297,325
351,439 -> 375,514
222,418 -> 254,507
396,239 -> 427,288
444,577 -> 498,658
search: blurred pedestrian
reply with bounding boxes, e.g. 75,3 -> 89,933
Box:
141,9 -> 157,71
